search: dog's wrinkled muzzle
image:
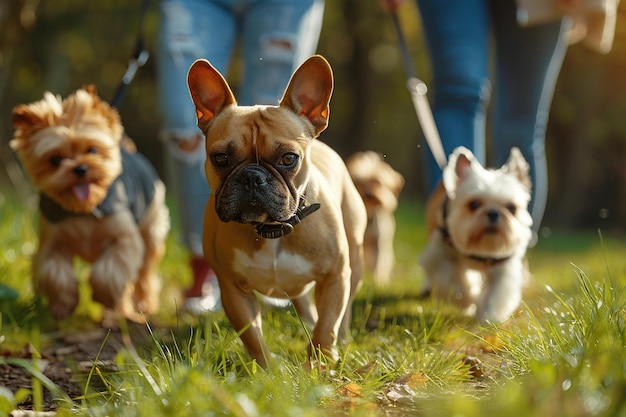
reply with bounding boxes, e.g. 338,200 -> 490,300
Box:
234,165 -> 275,220
216,164 -> 291,224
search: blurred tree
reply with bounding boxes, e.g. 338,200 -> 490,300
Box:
546,9 -> 626,231
0,0 -> 40,199
318,0 -> 428,196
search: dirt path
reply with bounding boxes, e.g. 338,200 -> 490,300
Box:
1,324 -> 153,413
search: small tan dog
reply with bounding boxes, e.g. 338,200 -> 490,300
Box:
11,86 -> 169,324
187,55 -> 366,368
420,146 -> 533,323
346,151 -> 404,285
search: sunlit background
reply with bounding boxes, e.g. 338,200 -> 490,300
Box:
1,0 -> 625,233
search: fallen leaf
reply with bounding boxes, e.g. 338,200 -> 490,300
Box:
462,356 -> 484,378
396,372 -> 429,388
355,360 -> 377,375
384,382 -> 416,405
337,382 -> 362,398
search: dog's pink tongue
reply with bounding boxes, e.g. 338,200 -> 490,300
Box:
73,184 -> 90,202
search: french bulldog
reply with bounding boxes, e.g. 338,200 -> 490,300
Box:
187,55 -> 367,368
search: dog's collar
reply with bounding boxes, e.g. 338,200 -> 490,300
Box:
439,196 -> 511,266
254,197 -> 321,239
464,252 -> 511,265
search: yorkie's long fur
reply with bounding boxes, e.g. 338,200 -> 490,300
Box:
346,151 -> 404,285
11,86 -> 169,323
420,146 -> 533,323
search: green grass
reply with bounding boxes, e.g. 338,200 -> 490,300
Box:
2,191 -> 626,416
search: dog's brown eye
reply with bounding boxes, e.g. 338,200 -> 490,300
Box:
506,204 -> 517,215
468,200 -> 481,211
86,147 -> 98,154
49,155 -> 63,167
279,153 -> 299,168
213,153 -> 229,167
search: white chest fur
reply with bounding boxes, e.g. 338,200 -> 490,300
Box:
232,240 -> 316,297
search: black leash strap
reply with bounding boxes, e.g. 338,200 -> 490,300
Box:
111,0 -> 152,108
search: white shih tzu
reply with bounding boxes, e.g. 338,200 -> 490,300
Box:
420,146 -> 533,323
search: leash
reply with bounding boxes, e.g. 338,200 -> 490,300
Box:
110,0 -> 151,108
390,10 -> 447,170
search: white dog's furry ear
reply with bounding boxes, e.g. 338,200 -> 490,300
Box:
187,59 -> 237,132
443,146 -> 475,198
503,147 -> 532,191
280,55 -> 334,137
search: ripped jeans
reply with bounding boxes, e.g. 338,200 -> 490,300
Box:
157,0 -> 324,256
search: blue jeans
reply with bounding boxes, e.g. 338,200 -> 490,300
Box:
157,0 -> 324,255
416,0 -> 569,228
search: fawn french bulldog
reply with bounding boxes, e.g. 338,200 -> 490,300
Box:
187,55 -> 367,367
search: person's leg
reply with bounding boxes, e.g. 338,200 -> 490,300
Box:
490,0 -> 569,229
415,0 -> 491,194
239,0 -> 323,106
156,0 -> 237,305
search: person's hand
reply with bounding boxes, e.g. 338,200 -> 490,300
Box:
377,0 -> 406,13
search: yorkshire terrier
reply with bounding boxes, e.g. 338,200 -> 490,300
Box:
420,147 -> 533,323
346,151 -> 404,285
11,86 -> 170,324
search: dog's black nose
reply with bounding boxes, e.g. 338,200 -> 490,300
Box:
486,210 -> 500,223
73,164 -> 88,178
240,166 -> 268,190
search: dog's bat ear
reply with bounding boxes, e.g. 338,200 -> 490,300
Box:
504,147 -> 532,191
187,59 -> 237,132
280,55 -> 334,137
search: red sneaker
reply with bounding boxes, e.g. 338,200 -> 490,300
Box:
184,256 -> 212,299
183,256 -> 221,313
